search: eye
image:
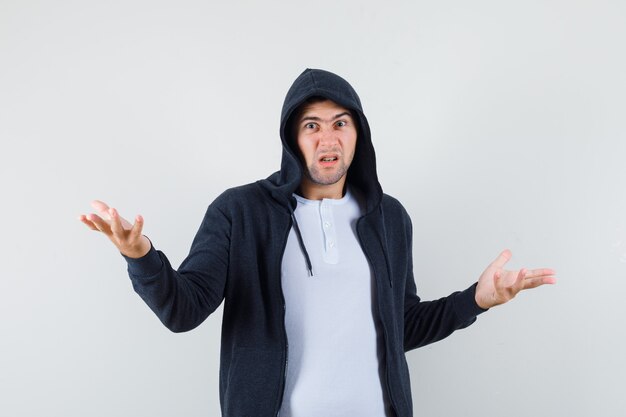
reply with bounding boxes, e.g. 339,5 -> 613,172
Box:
304,122 -> 316,129
336,120 -> 347,127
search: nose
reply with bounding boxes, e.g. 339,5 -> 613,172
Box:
318,126 -> 339,146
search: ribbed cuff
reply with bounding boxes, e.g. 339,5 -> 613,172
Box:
454,282 -> 489,320
121,237 -> 163,278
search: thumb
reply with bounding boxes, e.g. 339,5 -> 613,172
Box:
490,249 -> 512,269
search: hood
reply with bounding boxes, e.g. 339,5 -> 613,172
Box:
258,68 -> 383,214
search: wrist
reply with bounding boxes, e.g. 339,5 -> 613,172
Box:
122,235 -> 152,259
474,285 -> 492,311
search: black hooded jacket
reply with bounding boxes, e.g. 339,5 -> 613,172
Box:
122,68 -> 487,417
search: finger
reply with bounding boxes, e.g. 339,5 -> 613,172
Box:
490,249 -> 512,269
78,214 -> 99,231
523,276 -> 557,290
119,214 -> 134,230
91,200 -> 112,221
492,269 -> 502,288
524,268 -> 556,278
86,213 -> 112,235
490,270 -> 503,303
129,214 -> 144,241
93,201 -> 134,229
91,200 -> 110,211
109,208 -> 124,238
514,268 -> 527,289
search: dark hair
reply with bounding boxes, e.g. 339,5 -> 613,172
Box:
289,95 -> 328,138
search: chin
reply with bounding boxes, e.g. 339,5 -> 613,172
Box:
311,175 -> 345,186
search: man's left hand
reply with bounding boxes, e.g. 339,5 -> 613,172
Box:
475,249 -> 556,310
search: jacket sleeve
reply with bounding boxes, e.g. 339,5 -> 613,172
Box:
402,213 -> 487,352
120,202 -> 230,333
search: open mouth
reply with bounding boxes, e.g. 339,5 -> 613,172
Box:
320,156 -> 338,162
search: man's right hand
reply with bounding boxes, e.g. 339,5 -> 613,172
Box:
78,200 -> 151,259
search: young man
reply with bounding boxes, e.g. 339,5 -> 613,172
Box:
79,68 -> 556,417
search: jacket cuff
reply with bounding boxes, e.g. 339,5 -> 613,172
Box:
454,282 -> 489,320
120,237 -> 163,278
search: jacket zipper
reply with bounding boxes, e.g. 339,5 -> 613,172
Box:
275,219 -> 293,417
275,211 -> 398,415
356,217 -> 399,417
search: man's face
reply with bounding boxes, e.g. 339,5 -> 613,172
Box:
295,99 -> 358,188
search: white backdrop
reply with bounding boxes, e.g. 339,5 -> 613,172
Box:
1,1 -> 625,416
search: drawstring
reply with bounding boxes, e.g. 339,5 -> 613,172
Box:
285,195 -> 390,283
379,205 -> 393,288
288,205 -> 314,277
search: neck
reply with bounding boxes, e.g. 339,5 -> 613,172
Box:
298,177 -> 347,200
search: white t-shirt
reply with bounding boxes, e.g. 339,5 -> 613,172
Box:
279,187 -> 392,417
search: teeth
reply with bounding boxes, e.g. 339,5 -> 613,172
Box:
322,157 -> 337,162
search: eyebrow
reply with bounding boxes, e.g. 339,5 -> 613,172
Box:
299,111 -> 352,124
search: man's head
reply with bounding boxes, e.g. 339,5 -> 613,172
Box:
290,96 -> 358,199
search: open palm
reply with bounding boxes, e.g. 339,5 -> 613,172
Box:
475,249 -> 556,309
78,199 -> 150,258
